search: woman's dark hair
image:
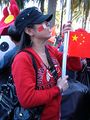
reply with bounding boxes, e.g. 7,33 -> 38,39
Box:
18,24 -> 34,52
8,25 -> 21,42
18,32 -> 32,51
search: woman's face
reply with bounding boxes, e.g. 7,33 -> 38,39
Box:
33,21 -> 51,40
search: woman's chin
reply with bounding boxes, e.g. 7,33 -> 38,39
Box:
43,35 -> 51,41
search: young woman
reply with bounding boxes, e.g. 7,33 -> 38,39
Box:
12,7 -> 82,120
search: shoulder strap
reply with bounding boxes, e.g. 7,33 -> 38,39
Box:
45,47 -> 58,81
10,50 -> 38,79
22,50 -> 38,86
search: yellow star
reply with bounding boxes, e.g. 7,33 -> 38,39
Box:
72,35 -> 78,41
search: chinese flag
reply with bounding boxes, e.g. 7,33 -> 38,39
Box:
68,28 -> 90,58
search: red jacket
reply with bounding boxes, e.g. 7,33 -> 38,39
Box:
12,45 -> 82,120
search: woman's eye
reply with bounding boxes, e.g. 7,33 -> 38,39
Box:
0,42 -> 9,52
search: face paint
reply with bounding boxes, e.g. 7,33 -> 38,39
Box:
37,23 -> 47,32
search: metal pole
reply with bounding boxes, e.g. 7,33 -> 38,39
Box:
62,0 -> 71,78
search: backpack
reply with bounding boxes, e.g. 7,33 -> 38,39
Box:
61,80 -> 90,120
0,50 -> 43,120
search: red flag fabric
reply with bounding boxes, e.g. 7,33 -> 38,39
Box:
0,0 -> 20,35
68,28 -> 90,58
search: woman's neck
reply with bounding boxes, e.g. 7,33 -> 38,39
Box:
32,41 -> 48,54
33,45 -> 45,54
32,40 -> 50,68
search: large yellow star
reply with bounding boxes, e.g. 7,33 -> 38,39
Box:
72,35 -> 78,41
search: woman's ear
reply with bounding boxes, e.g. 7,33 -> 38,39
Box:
24,27 -> 34,36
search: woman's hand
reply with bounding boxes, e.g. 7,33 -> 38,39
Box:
57,75 -> 69,93
62,21 -> 72,33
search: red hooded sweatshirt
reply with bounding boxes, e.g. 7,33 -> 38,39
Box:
12,45 -> 82,120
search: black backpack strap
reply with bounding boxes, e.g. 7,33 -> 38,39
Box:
45,47 -> 58,81
22,50 -> 38,86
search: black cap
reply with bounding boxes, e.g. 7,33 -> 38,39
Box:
15,7 -> 53,34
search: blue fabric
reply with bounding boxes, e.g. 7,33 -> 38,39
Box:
59,44 -> 63,52
61,81 -> 89,120
0,46 -> 19,69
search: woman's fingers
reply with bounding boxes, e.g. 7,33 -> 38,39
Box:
57,75 -> 69,93
62,21 -> 72,33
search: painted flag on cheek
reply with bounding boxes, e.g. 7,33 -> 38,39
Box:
38,25 -> 44,32
68,29 -> 90,58
37,23 -> 47,32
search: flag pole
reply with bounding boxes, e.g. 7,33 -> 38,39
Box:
62,0 -> 71,78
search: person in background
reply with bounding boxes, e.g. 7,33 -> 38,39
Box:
86,58 -> 90,85
12,7 -> 82,120
0,25 -> 20,68
76,58 -> 90,87
86,58 -> 90,71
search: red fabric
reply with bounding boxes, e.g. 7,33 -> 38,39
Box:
68,28 -> 90,58
0,0 -> 19,35
48,46 -> 82,71
9,0 -> 20,17
0,7 -> 9,24
12,45 -> 82,120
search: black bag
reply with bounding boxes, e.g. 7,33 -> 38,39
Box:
13,107 -> 32,120
13,106 -> 43,120
0,67 -> 18,120
61,81 -> 90,120
0,50 -> 42,120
